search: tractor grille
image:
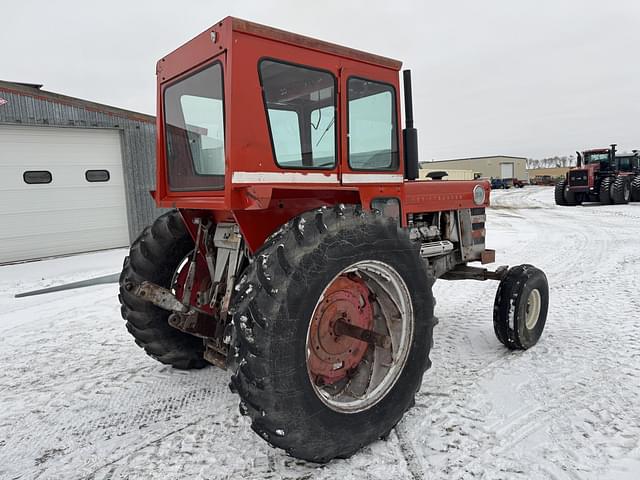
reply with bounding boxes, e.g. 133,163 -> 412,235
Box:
470,207 -> 486,246
569,170 -> 589,187
459,207 -> 487,262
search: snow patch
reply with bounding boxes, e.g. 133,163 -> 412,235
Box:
2,188 -> 640,478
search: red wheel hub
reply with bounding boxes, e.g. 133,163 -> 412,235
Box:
308,275 -> 373,385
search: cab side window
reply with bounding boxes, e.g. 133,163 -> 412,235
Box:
259,60 -> 336,169
348,78 -> 398,170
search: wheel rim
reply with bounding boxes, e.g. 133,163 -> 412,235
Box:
171,250 -> 214,314
306,261 -> 414,413
171,252 -> 191,297
525,288 -> 542,329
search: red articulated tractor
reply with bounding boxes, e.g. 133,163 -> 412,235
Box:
119,18 -> 549,462
555,144 -> 640,206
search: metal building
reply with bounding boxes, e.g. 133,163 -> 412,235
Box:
420,155 -> 528,181
0,80 -> 160,264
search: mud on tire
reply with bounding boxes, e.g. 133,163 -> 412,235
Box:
118,210 -> 207,370
230,205 -> 436,462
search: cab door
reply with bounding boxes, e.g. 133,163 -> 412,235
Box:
338,65 -> 404,185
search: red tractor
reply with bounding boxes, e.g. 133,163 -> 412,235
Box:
619,150 -> 640,201
555,144 -> 638,205
119,18 -> 549,462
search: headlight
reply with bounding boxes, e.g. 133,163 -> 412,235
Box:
473,184 -> 486,205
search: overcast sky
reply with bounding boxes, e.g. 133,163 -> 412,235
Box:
2,0 -> 638,159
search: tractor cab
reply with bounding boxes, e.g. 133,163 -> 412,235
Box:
155,17 -> 414,251
580,148 -> 613,171
153,17 -> 489,252
577,145 -> 639,173
569,145 -> 617,187
615,150 -> 640,173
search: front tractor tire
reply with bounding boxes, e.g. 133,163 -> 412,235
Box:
554,180 -> 568,206
118,211 -> 207,370
493,265 -> 549,350
555,180 -> 580,206
230,205 -> 436,462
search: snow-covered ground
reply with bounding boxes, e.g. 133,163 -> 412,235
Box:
1,186 -> 639,479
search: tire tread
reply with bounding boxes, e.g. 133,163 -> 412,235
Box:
118,210 -> 207,370
230,205 -> 436,462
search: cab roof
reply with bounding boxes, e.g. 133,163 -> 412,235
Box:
583,148 -> 610,153
230,17 -> 402,70
157,17 -> 402,83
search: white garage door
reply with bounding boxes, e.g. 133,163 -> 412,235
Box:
0,126 -> 129,264
500,162 -> 514,179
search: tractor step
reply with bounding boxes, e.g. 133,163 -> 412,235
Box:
203,339 -> 228,369
440,264 -> 508,281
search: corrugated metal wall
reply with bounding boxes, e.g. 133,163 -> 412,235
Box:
0,82 -> 163,243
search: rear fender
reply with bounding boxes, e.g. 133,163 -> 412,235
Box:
232,189 -> 359,253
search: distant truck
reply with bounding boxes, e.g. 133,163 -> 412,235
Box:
555,144 -> 640,205
530,175 -> 557,186
490,177 -> 525,189
490,178 -> 511,189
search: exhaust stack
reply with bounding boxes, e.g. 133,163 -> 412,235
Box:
403,70 -> 419,180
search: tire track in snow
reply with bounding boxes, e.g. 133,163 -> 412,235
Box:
393,192 -> 549,478
403,188 -> 640,478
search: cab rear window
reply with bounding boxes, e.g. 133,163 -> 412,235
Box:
163,62 -> 225,191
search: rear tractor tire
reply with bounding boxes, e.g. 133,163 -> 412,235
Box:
599,177 -> 614,205
118,210 -> 208,370
611,176 -> 631,205
632,175 -> 640,202
230,205 -> 436,462
493,265 -> 549,350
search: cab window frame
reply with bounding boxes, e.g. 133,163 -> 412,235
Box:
257,57 -> 338,171
346,76 -> 400,172
162,59 -> 226,192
